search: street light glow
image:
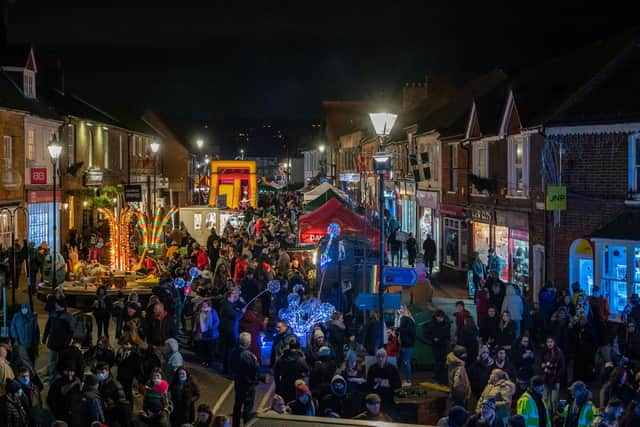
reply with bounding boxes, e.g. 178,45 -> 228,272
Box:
369,112 -> 398,137
150,141 -> 160,153
318,144 -> 325,152
196,139 -> 204,149
47,133 -> 63,160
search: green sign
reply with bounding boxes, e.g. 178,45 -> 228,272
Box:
546,185 -> 567,210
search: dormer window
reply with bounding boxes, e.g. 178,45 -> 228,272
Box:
23,70 -> 36,98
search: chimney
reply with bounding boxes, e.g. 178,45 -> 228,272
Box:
402,75 -> 428,111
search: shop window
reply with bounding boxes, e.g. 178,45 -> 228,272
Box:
29,204 -> 49,248
0,212 -> 11,249
495,226 -> 509,281
602,245 -> 628,313
449,145 -> 457,192
507,136 -> 529,197
444,218 -> 461,267
472,222 -> 491,260
510,229 -> 529,284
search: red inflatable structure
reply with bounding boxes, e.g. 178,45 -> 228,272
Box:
298,198 -> 380,245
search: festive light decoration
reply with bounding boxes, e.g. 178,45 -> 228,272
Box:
280,293 -> 335,336
97,207 -> 133,271
133,206 -> 179,249
244,279 -> 281,308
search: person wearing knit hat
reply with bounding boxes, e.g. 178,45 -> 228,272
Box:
354,393 -> 393,422
288,379 -> 315,416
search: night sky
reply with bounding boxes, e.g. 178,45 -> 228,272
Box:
4,1 -> 637,150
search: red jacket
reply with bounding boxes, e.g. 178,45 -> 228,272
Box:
454,309 -> 472,341
196,250 -> 208,270
239,309 -> 265,363
234,258 -> 248,283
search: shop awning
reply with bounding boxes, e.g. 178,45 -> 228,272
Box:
303,188 -> 349,211
591,209 -> 640,241
303,182 -> 349,202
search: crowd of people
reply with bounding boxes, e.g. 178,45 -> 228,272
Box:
426,267 -> 640,427
0,192 -> 420,427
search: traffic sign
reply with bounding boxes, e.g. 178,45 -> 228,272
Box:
383,267 -> 418,287
355,292 -> 402,310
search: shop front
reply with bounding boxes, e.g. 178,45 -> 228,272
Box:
399,181 -> 417,237
470,209 -> 530,285
416,190 -> 439,265
27,190 -> 61,251
440,204 -> 468,271
569,239 -> 594,296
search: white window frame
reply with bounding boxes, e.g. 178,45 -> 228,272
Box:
103,128 -> 109,169
26,128 -> 35,162
88,127 -> 94,168
67,124 -> 75,167
507,135 -> 530,197
629,134 -> 640,198
472,140 -> 490,196
448,143 -> 458,193
23,70 -> 35,98
3,135 -> 13,167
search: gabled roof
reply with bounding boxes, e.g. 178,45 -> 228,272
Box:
508,31 -> 631,129
546,39 -> 640,126
475,82 -> 510,137
0,71 -> 60,120
38,87 -> 121,127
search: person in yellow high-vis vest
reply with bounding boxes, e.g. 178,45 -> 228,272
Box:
558,381 -> 596,427
517,376 -> 551,427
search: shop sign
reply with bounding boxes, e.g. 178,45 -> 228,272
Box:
339,173 -> 360,182
496,211 -> 529,230
416,190 -> 438,209
27,190 -> 61,204
546,185 -> 567,210
30,167 -> 47,185
83,169 -> 103,186
470,208 -> 493,223
440,204 -> 465,217
124,184 -> 142,202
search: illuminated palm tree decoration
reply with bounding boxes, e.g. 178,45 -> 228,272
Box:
97,206 -> 134,271
132,206 -> 179,250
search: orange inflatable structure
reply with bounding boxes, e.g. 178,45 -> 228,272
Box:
208,160 -> 257,209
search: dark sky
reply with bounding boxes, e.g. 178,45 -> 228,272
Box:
6,1 -> 637,124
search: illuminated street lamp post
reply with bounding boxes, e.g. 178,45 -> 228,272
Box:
196,139 -> 204,204
47,133 -> 63,292
150,140 -> 160,211
318,144 -> 326,178
369,112 -> 397,349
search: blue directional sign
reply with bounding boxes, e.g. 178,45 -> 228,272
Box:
355,292 -> 402,310
383,267 -> 418,287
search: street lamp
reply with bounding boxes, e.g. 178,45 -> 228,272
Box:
196,139 -> 204,204
150,141 -> 160,211
196,139 -> 204,150
369,111 -> 397,350
47,133 -> 63,292
240,149 -> 245,160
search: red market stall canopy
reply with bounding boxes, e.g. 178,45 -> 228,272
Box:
298,198 -> 380,245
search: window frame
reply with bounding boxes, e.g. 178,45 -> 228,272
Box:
23,70 -> 35,98
507,135 -> 530,197
3,135 -> 13,166
628,134 -> 640,198
472,140 -> 489,196
26,128 -> 35,162
448,143 -> 458,193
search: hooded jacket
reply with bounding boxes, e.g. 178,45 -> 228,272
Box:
10,305 -> 40,350
274,348 -> 309,403
163,338 -> 184,380
476,379 -> 516,422
501,286 -> 524,321
447,352 -> 471,402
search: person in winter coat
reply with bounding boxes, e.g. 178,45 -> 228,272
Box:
517,376 -> 551,427
541,336 -> 565,414
193,300 -> 220,368
460,316 -> 480,363
92,285 -> 113,340
422,234 -> 437,274
549,307 -> 570,355
219,289 -> 246,374
424,310 -> 452,384
471,252 -> 485,298
15,365 -> 42,427
46,362 -> 83,425
239,309 -> 266,365
497,311 -> 517,348
195,403 -> 214,427
10,304 -> 40,364
475,286 -> 490,324
406,233 -> 418,267
144,302 -> 176,348
143,368 -> 173,415
447,345 -> 472,407
79,374 -> 106,426
396,304 -> 417,385
469,345 -> 496,400
569,315 -> 597,383
231,332 -> 260,427
270,320 -> 294,366
558,381 -> 596,427
43,299 -> 76,380
327,311 -> 347,365
538,281 -> 556,321
163,338 -> 184,380
0,343 -> 15,397
454,301 -> 472,343
502,285 -> 524,338
1,379 -> 29,427
128,398 -> 171,427
600,366 -> 637,408
511,335 -> 536,394
96,362 -> 130,427
170,367 -> 200,426
274,338 -> 310,403
477,369 -> 516,426
233,254 -> 249,284
239,268 -> 260,311
436,405 -> 468,427
288,380 -> 316,416
479,306 -> 500,345
115,337 -> 143,406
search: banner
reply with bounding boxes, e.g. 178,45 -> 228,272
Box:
546,185 -> 567,210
